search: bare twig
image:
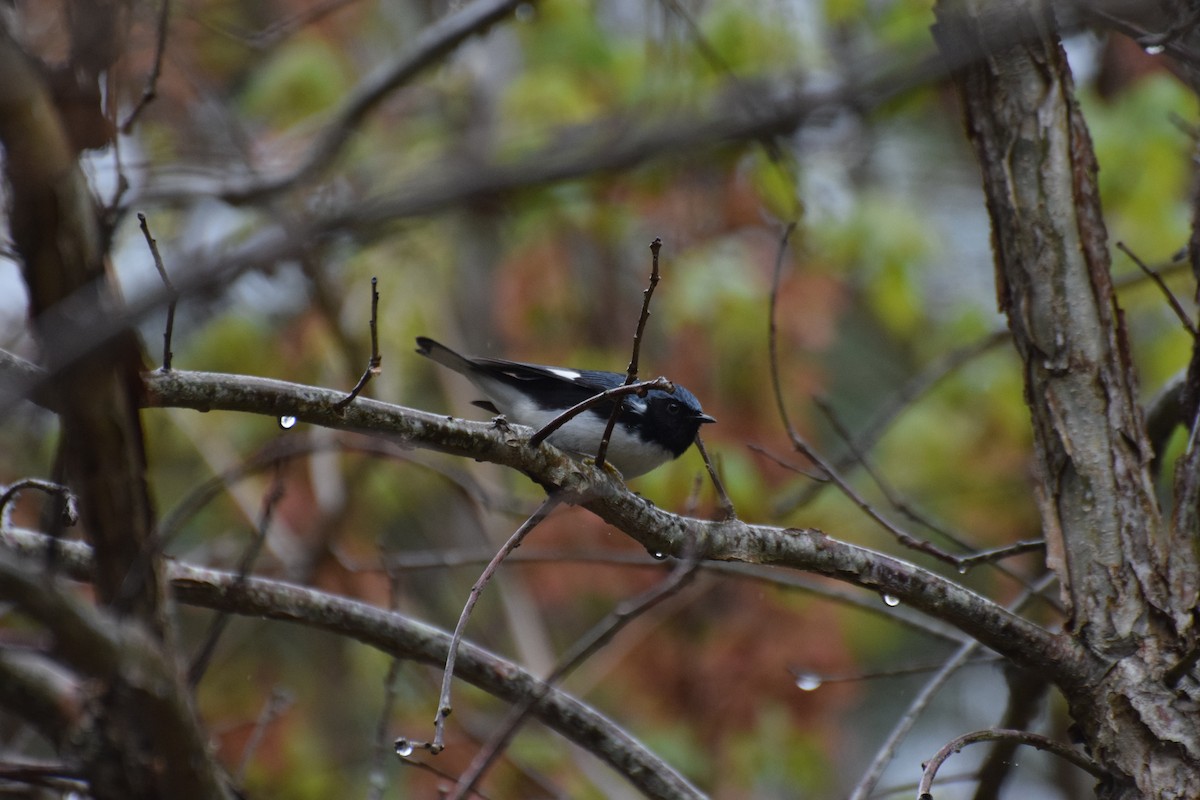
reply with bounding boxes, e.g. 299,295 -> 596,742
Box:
138,212 -> 178,370
595,238 -> 664,470
917,728 -> 1105,798
120,0 -> 171,133
788,653 -> 1002,689
236,687 -> 294,783
694,434 -> 735,519
211,0 -> 529,204
187,471 -> 287,687
848,573 -> 1056,800
0,479 -> 78,530
527,378 -> 674,448
333,276 -> 383,413
767,222 -> 800,441
400,495 -> 561,755
775,330 -> 1009,513
368,562 -> 405,800
1116,241 -> 1198,337
813,397 -> 1049,595
788,428 -> 963,565
448,543 -> 702,799
955,540 -> 1045,572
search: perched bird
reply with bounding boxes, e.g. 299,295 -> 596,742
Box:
416,337 -> 715,477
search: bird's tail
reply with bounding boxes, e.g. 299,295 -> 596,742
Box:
414,337 -> 476,376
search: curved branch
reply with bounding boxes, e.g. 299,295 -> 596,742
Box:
0,528 -> 702,800
916,728 -> 1105,799
203,0 -> 529,204
133,368 -> 1097,687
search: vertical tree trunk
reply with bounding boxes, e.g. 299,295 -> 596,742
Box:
933,0 -> 1200,796
0,17 -> 230,800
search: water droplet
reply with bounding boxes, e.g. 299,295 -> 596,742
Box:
279,415 -> 297,430
394,738 -> 414,757
958,563 -> 970,575
1145,44 -> 1165,55
882,594 -> 900,607
795,673 -> 823,692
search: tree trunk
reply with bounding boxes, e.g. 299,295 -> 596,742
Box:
934,1 -> 1200,796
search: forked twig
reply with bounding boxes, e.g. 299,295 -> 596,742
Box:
1116,241 -> 1197,337
447,540 -> 702,798
398,494 -> 561,756
334,277 -> 383,413
138,213 -> 178,370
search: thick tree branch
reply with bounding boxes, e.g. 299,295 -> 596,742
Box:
131,367 -> 1097,686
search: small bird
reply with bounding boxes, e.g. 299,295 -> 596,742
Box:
416,337 -> 715,477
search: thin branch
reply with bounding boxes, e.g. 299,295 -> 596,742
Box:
449,545 -> 701,798
236,687 -> 293,784
138,212 -> 178,370
527,378 -> 674,449
788,652 -> 1002,690
784,425 -> 963,565
767,221 -> 800,441
917,728 -> 1106,798
955,540 -> 1046,572
187,471 -> 286,687
812,397 -> 1050,597
0,479 -> 78,530
406,495 -> 561,755
595,238 -> 663,470
120,0 -> 171,133
1116,241 -> 1198,337
774,330 -> 1009,514
694,434 -> 735,519
848,573 -> 1056,800
205,0 -> 529,204
333,276 -> 383,413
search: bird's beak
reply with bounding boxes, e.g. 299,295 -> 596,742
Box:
696,412 -> 716,424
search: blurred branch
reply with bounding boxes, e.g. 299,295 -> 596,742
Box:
848,572 -> 1055,800
179,0 -> 530,204
0,527 -> 703,800
0,649 -> 78,749
0,547 -> 235,800
4,3 -> 1144,414
450,548 -> 700,798
917,728 -> 1106,797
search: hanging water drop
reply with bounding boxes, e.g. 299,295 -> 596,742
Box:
1145,44 -> 1165,55
958,562 -> 970,575
795,673 -> 823,692
279,415 -> 298,430
882,594 -> 900,607
394,738 -> 415,757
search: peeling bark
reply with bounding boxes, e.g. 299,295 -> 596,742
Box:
934,0 -> 1200,796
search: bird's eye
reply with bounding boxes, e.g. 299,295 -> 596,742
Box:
667,401 -> 681,414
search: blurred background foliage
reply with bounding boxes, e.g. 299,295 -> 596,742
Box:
1,0 -> 1196,797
